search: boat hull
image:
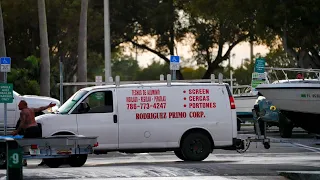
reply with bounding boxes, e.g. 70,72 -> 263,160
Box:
234,95 -> 257,118
256,84 -> 320,134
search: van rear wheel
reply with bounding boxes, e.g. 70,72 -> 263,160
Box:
174,150 -> 186,161
181,133 -> 211,161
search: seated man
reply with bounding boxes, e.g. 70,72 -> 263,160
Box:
12,100 -> 56,166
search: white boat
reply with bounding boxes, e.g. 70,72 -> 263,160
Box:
234,94 -> 257,118
232,85 -> 258,120
256,67 -> 320,135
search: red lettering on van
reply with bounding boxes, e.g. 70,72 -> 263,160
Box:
168,112 -> 187,119
154,96 -> 166,102
189,96 -> 210,101
126,97 -> 138,102
188,89 -> 209,94
132,90 -> 142,95
189,102 -> 216,108
140,96 -> 152,102
147,89 -> 160,95
189,111 -> 205,118
136,112 -> 167,120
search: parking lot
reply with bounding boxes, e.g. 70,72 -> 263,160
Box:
0,125 -> 319,180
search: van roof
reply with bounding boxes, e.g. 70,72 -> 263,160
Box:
81,82 -> 227,91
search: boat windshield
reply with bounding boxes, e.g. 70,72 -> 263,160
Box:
57,90 -> 89,114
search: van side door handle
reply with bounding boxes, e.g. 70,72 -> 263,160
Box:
113,114 -> 117,123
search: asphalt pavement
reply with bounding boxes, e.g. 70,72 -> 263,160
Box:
1,125 -> 320,180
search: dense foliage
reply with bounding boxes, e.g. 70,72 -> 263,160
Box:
0,0 -> 318,100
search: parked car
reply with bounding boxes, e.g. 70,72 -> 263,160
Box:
0,90 -> 60,134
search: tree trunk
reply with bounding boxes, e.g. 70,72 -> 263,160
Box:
77,0 -> 89,89
202,59 -> 221,79
202,64 -> 215,79
168,0 -> 174,56
168,0 -> 183,80
0,1 -> 6,82
38,0 -> 50,96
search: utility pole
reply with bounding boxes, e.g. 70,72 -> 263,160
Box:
104,0 -> 112,82
250,35 -> 254,64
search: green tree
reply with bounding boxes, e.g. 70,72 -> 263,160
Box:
118,0 -> 187,79
8,56 -> 40,96
111,56 -> 141,81
181,0 -> 255,79
0,1 -> 6,82
233,49 -> 299,86
233,58 -> 254,86
253,0 -> 320,68
181,67 -> 206,79
137,61 -> 169,80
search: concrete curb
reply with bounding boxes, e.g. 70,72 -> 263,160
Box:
279,171 -> 320,180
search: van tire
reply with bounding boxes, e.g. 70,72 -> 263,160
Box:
181,133 -> 211,161
43,158 -> 64,168
67,154 -> 88,167
174,150 -> 186,161
0,152 -> 6,169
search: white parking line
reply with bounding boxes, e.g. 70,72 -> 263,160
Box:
291,143 -> 320,153
269,137 -> 320,153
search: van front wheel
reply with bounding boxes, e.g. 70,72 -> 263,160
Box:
181,133 -> 211,161
43,158 -> 64,168
68,154 -> 88,167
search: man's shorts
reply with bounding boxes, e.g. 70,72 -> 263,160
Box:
23,126 -> 41,139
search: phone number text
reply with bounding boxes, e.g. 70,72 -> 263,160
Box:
127,103 -> 166,110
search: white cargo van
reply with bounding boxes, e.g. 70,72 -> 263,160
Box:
36,78 -> 241,161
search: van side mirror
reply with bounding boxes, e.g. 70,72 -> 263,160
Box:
78,102 -> 89,113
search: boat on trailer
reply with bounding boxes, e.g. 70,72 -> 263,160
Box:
256,67 -> 320,137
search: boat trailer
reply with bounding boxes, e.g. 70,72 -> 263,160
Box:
0,135 -> 98,180
236,105 -> 271,153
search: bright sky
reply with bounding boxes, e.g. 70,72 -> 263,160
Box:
121,36 -> 270,69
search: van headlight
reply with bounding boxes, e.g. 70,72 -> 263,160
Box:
48,106 -> 59,113
47,107 -> 53,113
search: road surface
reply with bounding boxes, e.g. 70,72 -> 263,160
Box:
1,126 -> 319,180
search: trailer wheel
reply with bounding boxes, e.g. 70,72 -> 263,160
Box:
174,150 -> 186,161
181,133 -> 211,161
43,158 -> 64,168
68,154 -> 88,167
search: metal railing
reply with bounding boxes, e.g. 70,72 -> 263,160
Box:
56,73 -> 260,100
264,67 -> 320,83
57,73 -> 236,86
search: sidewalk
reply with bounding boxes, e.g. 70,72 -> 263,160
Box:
18,176 -> 288,180
279,171 -> 320,180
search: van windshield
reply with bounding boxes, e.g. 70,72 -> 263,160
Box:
57,90 -> 88,114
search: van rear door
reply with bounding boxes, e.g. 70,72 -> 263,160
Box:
224,84 -> 237,139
